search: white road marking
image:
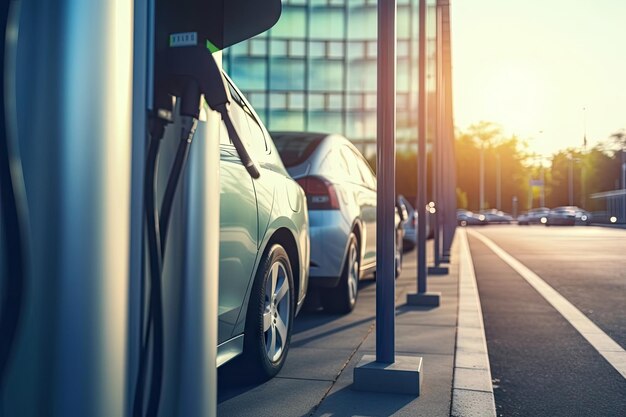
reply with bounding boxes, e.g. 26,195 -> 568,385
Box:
468,229 -> 626,379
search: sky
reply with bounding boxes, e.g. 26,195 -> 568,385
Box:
450,0 -> 626,157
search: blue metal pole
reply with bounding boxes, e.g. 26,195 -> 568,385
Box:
417,0 -> 428,293
375,0 -> 396,365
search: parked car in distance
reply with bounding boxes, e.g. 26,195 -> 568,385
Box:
457,209 -> 487,226
272,132 -> 404,313
480,209 -> 513,224
216,75 -> 309,380
518,207 -> 551,225
546,206 -> 576,226
574,208 -> 592,225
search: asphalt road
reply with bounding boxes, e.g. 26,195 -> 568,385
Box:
467,225 -> 626,417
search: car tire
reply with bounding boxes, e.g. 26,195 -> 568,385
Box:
322,234 -> 359,314
242,243 -> 294,380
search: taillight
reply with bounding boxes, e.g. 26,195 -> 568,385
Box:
296,176 -> 340,210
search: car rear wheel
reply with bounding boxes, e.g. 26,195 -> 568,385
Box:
322,234 -> 359,314
242,244 -> 294,380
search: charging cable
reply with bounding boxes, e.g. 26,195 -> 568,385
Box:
134,43 -> 261,417
0,0 -> 28,390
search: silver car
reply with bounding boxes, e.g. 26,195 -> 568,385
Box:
272,132 -> 403,313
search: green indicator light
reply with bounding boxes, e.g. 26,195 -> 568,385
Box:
206,40 -> 220,53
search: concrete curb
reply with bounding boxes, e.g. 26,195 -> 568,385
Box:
450,229 -> 497,417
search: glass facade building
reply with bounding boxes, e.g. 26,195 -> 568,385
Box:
224,0 -> 438,157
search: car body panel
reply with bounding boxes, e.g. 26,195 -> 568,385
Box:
218,146 -> 259,343
308,210 -> 352,282
457,209 -> 486,226
215,76 -> 309,366
524,207 -> 551,224
547,206 -> 576,226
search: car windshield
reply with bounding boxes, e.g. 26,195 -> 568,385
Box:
272,134 -> 324,167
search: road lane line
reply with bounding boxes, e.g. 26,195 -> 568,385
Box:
451,229 -> 497,417
468,229 -> 626,379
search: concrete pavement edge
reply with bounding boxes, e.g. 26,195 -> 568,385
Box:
450,229 -> 497,417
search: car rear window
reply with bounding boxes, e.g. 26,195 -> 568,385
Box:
272,134 -> 323,167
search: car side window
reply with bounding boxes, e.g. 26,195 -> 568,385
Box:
227,81 -> 269,158
220,93 -> 251,148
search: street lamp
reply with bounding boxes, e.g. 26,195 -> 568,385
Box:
479,142 -> 484,211
496,153 -> 501,210
568,154 -> 574,206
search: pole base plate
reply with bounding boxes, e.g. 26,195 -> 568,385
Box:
353,354 -> 423,395
406,291 -> 441,307
428,266 -> 449,275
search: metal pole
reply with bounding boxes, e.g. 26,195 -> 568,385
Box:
569,156 -> 574,206
432,0 -> 443,268
496,153 -> 501,209
416,0 -> 427,293
622,157 -> 626,223
479,144 -> 484,211
375,0 -> 396,365
539,164 -> 546,207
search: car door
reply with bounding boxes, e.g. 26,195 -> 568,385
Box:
218,95 -> 259,343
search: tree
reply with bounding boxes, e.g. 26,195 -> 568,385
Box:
456,122 -> 528,212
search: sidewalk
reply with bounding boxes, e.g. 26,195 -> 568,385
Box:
218,230 -> 496,417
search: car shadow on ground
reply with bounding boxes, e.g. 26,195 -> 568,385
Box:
218,272 -> 437,405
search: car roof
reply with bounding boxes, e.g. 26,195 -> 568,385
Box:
270,131 -> 358,170
270,132 -> 329,167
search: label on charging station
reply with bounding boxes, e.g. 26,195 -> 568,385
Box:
169,32 -> 198,47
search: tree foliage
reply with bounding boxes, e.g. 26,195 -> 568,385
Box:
455,123 -> 626,213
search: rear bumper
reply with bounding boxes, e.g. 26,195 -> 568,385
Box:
308,210 -> 350,283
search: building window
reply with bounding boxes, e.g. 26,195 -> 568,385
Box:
398,40 -> 409,58
288,92 -> 305,110
327,93 -> 343,110
271,6 -> 306,38
269,58 -> 306,90
271,40 -> 288,56
366,41 -> 377,59
309,60 -> 344,92
270,93 -> 287,110
290,40 -> 306,57
250,39 -> 267,56
310,7 -> 345,40
365,93 -> 376,110
347,93 -> 363,110
328,41 -> 344,59
308,94 -> 325,111
247,92 -> 266,110
310,41 -> 325,58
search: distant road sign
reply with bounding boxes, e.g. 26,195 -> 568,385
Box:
530,179 -> 544,187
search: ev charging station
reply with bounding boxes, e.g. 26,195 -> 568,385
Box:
1,1 -> 280,416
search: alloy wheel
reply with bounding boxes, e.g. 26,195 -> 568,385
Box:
263,261 -> 290,363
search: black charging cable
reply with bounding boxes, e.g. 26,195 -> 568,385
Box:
159,115 -> 197,253
134,44 -> 261,417
133,98 -> 200,417
0,0 -> 28,390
